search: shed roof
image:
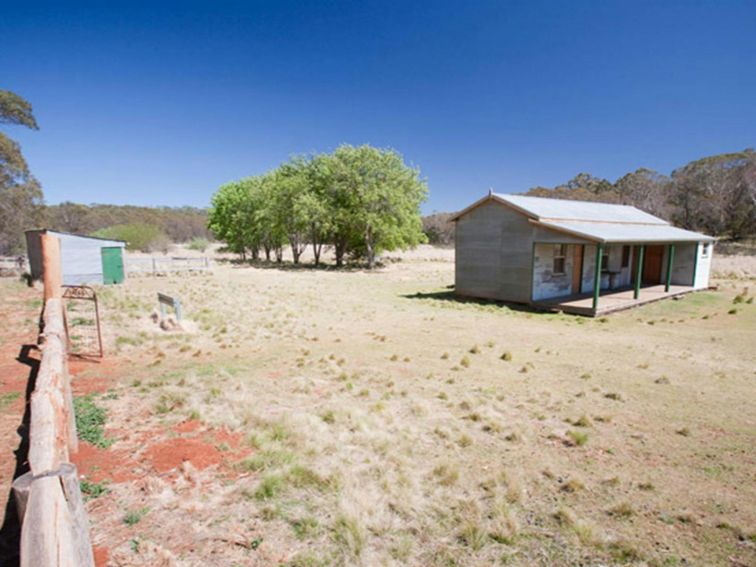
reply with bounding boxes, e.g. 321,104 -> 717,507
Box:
451,192 -> 715,244
26,229 -> 126,245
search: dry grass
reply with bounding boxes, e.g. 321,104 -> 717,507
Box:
49,246 -> 756,566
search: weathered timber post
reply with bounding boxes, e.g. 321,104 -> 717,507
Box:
41,233 -> 62,301
634,245 -> 645,299
592,243 -> 604,313
18,464 -> 95,567
665,244 -> 675,292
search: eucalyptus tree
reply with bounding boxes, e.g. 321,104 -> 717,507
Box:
0,90 -> 44,254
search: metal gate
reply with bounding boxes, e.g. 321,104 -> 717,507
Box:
62,285 -> 103,358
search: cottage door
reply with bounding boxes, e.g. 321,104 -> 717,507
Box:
642,245 -> 664,284
572,245 -> 584,294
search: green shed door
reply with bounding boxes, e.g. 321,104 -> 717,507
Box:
101,247 -> 125,284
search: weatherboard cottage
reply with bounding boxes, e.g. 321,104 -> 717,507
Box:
452,193 -> 714,316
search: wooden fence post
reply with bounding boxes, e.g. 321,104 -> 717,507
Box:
17,297 -> 94,567
41,233 -> 62,301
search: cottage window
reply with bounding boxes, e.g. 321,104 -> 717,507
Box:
621,245 -> 630,268
701,243 -> 710,258
601,249 -> 610,271
553,244 -> 567,275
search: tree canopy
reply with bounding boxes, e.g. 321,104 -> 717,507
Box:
0,90 -> 44,255
208,145 -> 428,267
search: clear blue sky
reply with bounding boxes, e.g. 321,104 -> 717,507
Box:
3,1 -> 755,213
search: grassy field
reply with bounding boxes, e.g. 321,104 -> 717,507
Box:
31,247 -> 756,566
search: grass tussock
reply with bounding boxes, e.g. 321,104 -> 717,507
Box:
566,430 -> 589,446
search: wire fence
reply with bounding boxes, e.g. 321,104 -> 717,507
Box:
125,256 -> 212,275
0,256 -> 29,276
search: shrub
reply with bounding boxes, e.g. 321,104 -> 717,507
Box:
187,237 -> 209,252
80,479 -> 108,500
92,223 -> 171,253
123,507 -> 149,526
567,430 -> 588,446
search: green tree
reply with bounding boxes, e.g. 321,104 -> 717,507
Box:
268,159 -> 312,264
0,90 -> 44,255
208,179 -> 256,259
208,145 -> 428,267
330,145 -> 428,268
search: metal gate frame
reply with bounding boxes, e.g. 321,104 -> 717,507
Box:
62,285 -> 104,358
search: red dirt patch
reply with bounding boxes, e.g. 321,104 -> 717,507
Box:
93,545 -> 110,567
174,419 -> 202,433
71,441 -> 140,484
69,357 -> 119,395
144,437 -> 224,473
211,428 -> 244,448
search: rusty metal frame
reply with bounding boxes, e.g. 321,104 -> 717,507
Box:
62,285 -> 103,358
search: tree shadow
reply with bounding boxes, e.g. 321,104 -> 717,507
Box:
400,288 -> 551,315
0,344 -> 40,567
225,258 -> 377,273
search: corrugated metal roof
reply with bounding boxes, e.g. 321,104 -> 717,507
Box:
496,194 -> 667,224
452,192 -> 714,243
535,220 -> 716,243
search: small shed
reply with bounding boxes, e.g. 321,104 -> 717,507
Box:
451,193 -> 715,316
25,229 -> 127,285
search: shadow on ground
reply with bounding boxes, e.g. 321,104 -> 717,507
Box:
224,258 -> 385,272
401,288 -> 552,315
0,344 -> 40,567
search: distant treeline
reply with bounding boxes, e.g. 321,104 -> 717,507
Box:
423,149 -> 756,246
45,202 -> 210,244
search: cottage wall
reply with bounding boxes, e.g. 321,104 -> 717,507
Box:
455,201 -> 533,303
582,244 -> 597,293
532,244 -> 574,301
669,243 -> 695,286
693,242 -> 713,289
